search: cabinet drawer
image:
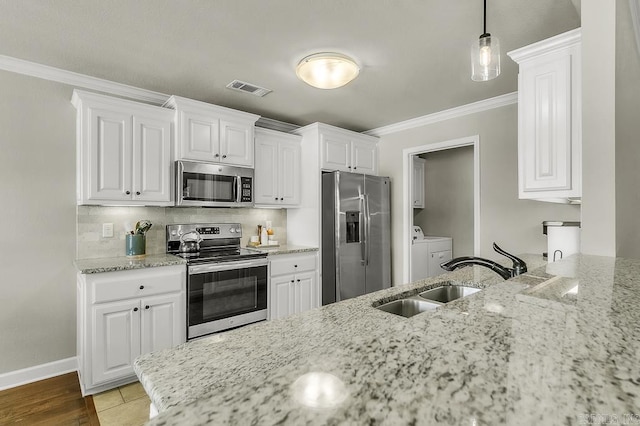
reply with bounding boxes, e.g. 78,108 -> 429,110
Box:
90,266 -> 184,304
270,254 -> 317,276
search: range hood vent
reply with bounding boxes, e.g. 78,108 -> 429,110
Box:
226,80 -> 272,97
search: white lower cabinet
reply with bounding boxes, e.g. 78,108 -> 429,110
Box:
77,265 -> 185,395
269,253 -> 319,320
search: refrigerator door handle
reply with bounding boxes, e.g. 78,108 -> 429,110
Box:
364,194 -> 371,266
359,195 -> 366,265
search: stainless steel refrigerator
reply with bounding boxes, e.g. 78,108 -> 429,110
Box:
322,171 -> 391,305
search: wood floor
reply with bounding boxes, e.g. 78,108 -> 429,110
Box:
0,372 -> 99,425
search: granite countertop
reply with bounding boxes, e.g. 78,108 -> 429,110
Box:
134,254 -> 640,425
247,244 -> 319,256
74,253 -> 186,274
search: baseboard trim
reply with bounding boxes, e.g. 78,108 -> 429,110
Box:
0,357 -> 77,391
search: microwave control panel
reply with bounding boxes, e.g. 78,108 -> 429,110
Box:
241,177 -> 252,202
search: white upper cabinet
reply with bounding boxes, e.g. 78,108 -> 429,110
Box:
412,156 -> 426,209
317,125 -> 379,175
508,28 -> 582,203
72,90 -> 173,206
164,96 -> 259,167
254,128 -> 301,207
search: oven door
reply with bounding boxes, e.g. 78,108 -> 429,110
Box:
187,258 -> 268,339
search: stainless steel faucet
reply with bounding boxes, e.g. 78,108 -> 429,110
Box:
440,243 -> 527,280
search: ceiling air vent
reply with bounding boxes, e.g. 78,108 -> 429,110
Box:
226,80 -> 272,97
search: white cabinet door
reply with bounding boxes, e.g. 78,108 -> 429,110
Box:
92,299 -> 141,385
352,140 -> 378,175
321,134 -> 351,172
279,141 -> 301,206
294,271 -> 316,314
220,120 -> 254,167
412,157 -> 426,208
508,29 -> 581,202
254,137 -> 279,204
519,54 -> 572,193
140,293 -> 184,354
179,110 -> 220,162
88,107 -> 132,201
271,275 -> 294,320
132,114 -> 172,203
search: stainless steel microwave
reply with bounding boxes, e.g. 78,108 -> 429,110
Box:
176,161 -> 254,207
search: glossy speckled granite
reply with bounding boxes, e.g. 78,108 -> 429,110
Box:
74,253 -> 186,274
135,254 -> 640,425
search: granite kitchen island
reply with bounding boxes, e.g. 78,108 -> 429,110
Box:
134,254 -> 640,425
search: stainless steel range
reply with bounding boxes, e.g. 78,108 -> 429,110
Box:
167,223 -> 268,340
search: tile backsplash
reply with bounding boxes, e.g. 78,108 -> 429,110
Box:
76,206 -> 287,259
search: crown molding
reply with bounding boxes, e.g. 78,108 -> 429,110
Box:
507,28 -> 581,63
364,92 -> 518,137
0,54 -> 170,105
254,117 -> 300,133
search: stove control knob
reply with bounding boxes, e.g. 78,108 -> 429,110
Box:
234,227 -> 241,233
229,228 -> 236,233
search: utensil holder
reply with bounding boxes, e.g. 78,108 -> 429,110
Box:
126,234 -> 146,257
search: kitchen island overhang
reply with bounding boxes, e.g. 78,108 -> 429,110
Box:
134,254 -> 640,425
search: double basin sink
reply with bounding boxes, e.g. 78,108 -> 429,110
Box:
376,283 -> 480,318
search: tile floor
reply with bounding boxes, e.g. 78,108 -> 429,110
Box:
93,381 -> 151,426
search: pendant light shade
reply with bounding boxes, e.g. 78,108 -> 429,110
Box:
471,0 -> 501,81
296,53 -> 360,89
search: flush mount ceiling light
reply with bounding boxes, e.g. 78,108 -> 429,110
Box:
471,0 -> 501,81
296,52 -> 360,89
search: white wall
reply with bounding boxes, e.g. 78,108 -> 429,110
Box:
615,0 -> 640,258
580,0 -> 617,256
378,104 -> 581,286
0,70 -> 77,373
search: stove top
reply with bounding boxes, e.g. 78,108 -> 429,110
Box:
173,247 -> 266,264
166,222 -> 267,264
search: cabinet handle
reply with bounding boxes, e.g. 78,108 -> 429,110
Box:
139,285 -> 144,290
125,190 -> 131,195
145,305 -> 150,310
133,307 -> 139,312
136,191 -> 141,195
222,154 -> 227,159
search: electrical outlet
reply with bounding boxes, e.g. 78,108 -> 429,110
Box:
102,223 -> 114,238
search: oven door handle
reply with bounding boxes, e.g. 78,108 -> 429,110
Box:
189,259 -> 268,274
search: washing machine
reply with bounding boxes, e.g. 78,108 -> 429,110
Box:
410,226 -> 453,282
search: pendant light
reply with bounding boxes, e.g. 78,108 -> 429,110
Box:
471,0 -> 501,81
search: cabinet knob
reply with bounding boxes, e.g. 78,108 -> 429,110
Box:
222,155 -> 227,159
291,280 -> 294,283
348,166 -> 352,169
280,198 -> 284,201
294,265 -> 298,268
353,167 -> 357,170
136,191 -> 141,195
133,307 -> 139,312
139,285 -> 144,290
214,153 -> 220,158
125,190 -> 131,195
145,305 -> 150,310
275,197 -> 278,200
297,279 -> 300,282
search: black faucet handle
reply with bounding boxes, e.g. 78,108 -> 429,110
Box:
492,242 -> 527,274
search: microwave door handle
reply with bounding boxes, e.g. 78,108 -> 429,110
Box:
235,176 -> 242,202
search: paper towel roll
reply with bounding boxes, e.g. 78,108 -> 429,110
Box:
545,222 -> 580,262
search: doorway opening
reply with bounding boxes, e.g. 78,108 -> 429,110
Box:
402,136 -> 480,283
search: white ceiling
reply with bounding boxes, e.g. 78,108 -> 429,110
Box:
1,1 -> 580,132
